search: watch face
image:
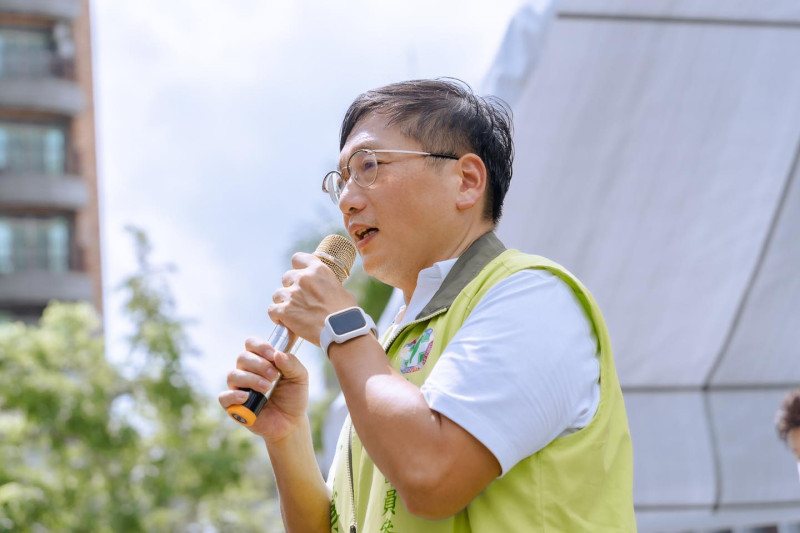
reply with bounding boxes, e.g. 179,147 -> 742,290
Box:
330,309 -> 367,335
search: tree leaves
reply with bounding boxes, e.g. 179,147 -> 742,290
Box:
0,230 -> 281,532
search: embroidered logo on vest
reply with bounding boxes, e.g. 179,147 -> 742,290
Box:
399,328 -> 434,374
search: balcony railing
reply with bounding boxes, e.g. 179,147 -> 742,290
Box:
0,173 -> 88,210
0,247 -> 77,274
0,0 -> 81,21
0,49 -> 75,80
0,147 -> 79,176
0,249 -> 67,273
0,270 -> 93,307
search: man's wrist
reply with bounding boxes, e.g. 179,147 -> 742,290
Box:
320,306 -> 377,357
264,414 -> 311,452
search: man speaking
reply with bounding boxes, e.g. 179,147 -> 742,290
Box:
219,79 -> 635,532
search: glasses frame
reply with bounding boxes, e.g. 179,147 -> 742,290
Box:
321,149 -> 459,204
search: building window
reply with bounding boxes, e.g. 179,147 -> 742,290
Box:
0,216 -> 71,274
0,122 -> 66,175
0,26 -> 74,79
0,28 -> 52,78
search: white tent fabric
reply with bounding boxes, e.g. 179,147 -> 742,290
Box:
481,0 -> 559,107
487,0 -> 800,530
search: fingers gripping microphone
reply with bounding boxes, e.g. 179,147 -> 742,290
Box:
227,234 -> 357,426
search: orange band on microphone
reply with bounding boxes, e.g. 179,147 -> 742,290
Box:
227,405 -> 256,427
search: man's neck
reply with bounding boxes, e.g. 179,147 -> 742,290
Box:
400,224 -> 495,302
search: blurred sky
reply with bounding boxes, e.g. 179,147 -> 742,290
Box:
91,0 -> 525,397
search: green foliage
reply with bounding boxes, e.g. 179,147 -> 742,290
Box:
0,228 -> 282,532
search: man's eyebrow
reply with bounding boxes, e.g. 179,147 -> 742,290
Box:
338,142 -> 378,169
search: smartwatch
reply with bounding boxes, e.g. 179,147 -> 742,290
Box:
320,306 -> 377,357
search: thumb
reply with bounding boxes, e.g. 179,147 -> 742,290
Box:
273,349 -> 308,383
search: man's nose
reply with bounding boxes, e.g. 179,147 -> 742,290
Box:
338,179 -> 366,214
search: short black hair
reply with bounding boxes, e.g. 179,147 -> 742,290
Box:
776,388 -> 800,442
339,79 -> 514,224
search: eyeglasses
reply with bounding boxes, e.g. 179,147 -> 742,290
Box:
321,149 -> 459,204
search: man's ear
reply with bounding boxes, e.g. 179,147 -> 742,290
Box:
455,153 -> 487,211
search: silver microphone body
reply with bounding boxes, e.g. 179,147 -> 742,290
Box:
263,324 -> 302,400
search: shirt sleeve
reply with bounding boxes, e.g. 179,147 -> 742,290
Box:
419,269 -> 601,476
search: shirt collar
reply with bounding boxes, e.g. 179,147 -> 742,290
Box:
396,258 -> 458,328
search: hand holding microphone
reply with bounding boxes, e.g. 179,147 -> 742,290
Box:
226,234 -> 357,427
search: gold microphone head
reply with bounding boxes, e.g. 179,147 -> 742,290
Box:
314,234 -> 357,283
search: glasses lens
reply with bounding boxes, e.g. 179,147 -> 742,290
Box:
349,150 -> 378,187
323,171 -> 343,204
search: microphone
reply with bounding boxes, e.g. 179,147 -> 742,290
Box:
227,234 -> 357,426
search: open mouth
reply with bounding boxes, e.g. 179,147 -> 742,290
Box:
354,227 -> 378,242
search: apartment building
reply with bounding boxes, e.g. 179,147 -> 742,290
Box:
0,0 -> 101,322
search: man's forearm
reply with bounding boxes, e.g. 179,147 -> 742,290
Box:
327,335 -> 500,518
266,415 -> 331,533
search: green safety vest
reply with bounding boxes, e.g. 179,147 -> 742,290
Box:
329,232 -> 635,532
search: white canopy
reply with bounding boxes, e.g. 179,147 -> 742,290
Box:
486,1 -> 800,530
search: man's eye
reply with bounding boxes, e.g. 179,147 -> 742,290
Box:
354,159 -> 376,175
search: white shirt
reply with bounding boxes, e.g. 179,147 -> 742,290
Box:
397,259 -> 601,476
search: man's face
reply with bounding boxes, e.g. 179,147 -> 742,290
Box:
337,113 -> 461,293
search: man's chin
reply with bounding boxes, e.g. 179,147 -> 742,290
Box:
361,256 -> 380,278
362,257 -> 394,286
